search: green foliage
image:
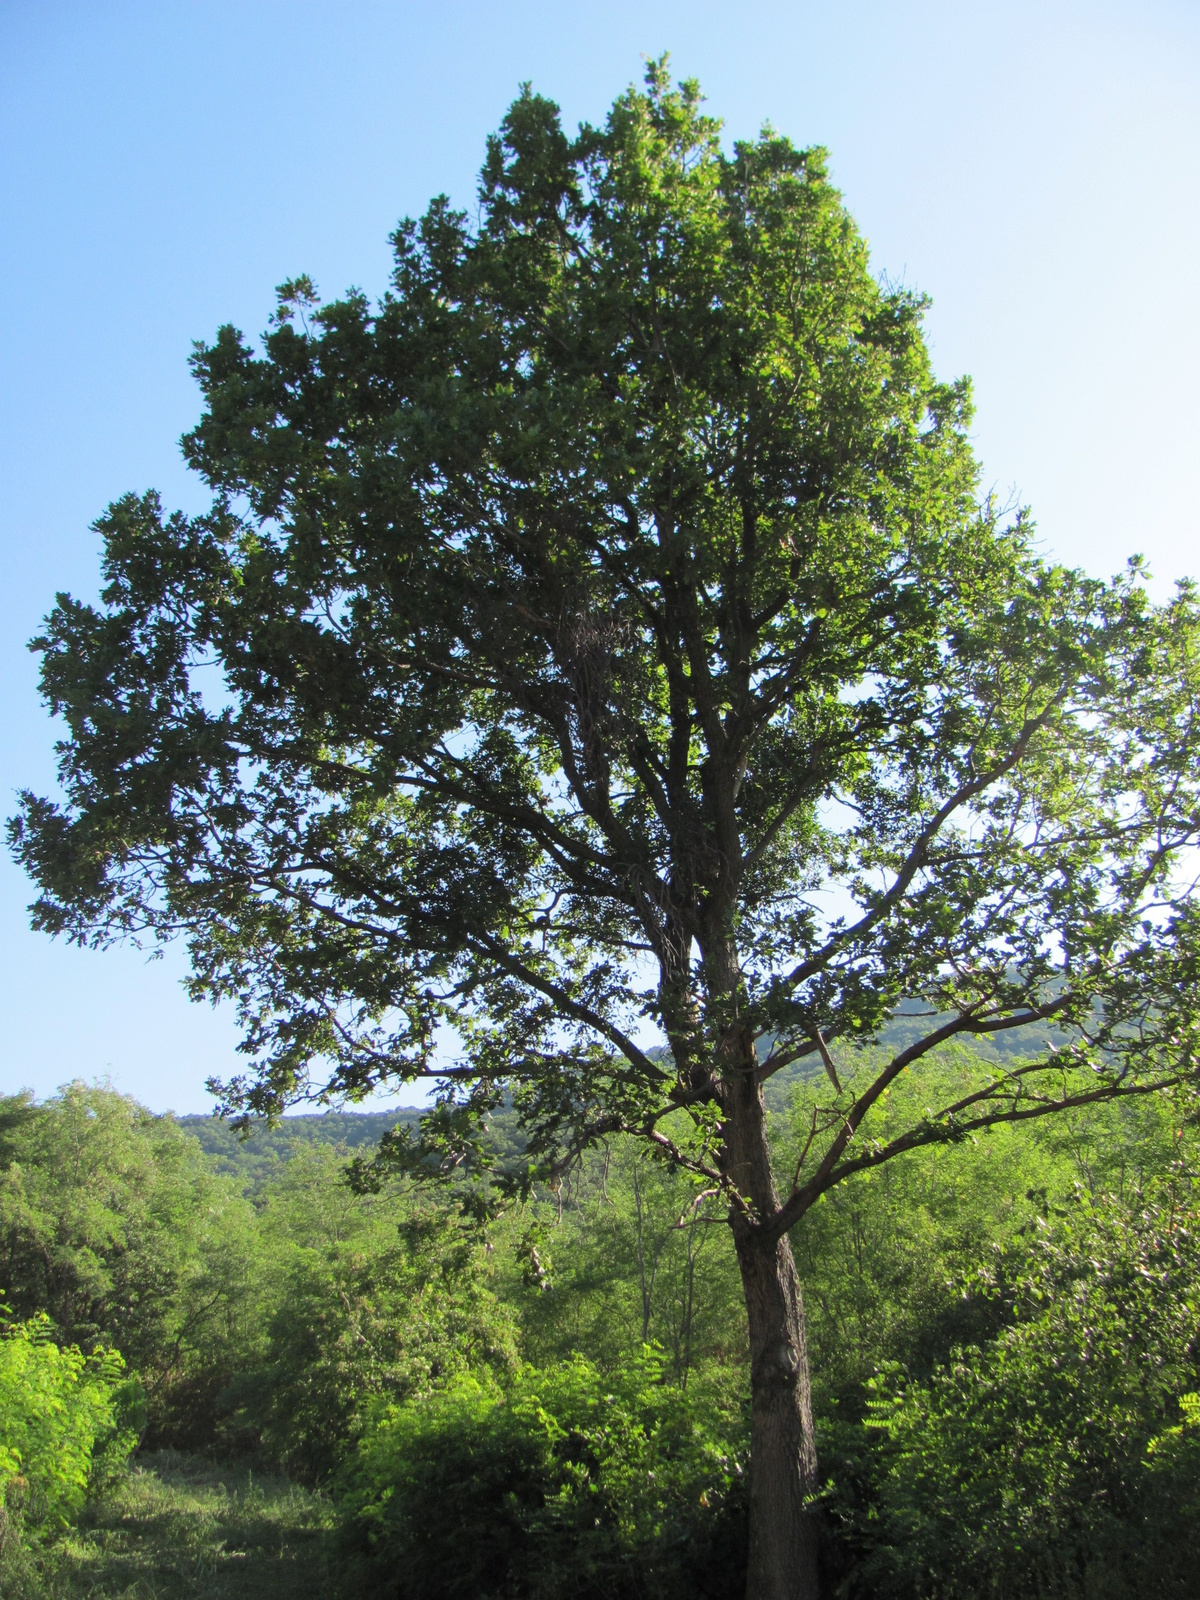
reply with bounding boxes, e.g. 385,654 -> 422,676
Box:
0,1314 -> 139,1536
497,1138 -> 745,1383
336,1351 -> 745,1600
0,1090 -> 516,1475
786,1049 -> 1187,1401
14,60 -> 1200,1214
223,1146 -> 518,1479
0,1085 -> 263,1451
0,1450 -> 336,1600
825,1178 -> 1200,1599
15,59 -> 1200,1594
178,1108 -> 423,1190
1,1076 -> 1198,1595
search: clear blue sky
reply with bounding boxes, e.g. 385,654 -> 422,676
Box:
2,0 -> 1197,1113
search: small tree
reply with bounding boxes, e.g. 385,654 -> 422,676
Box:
13,64 -> 1200,1599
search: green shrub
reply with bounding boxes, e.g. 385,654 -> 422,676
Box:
0,1085 -> 259,1453
788,1050 -> 1185,1407
336,1350 -> 746,1600
825,1183 -> 1200,1598
0,1313 -> 141,1536
222,1161 -> 521,1479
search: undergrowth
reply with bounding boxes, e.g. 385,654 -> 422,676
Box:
0,1452 -> 335,1600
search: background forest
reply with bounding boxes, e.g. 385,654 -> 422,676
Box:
2,1033 -> 1198,1599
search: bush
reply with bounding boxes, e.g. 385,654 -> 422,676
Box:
0,1085 -> 258,1453
336,1351 -> 746,1600
0,1313 -> 141,1537
825,1183 -> 1200,1599
222,1161 -> 521,1479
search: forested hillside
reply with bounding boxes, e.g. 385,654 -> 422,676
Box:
176,1107 -> 424,1186
1,1048 -> 1197,1598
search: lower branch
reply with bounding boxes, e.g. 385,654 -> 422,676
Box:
765,1070 -> 1184,1241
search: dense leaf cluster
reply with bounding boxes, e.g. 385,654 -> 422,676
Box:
0,1314 -> 138,1536
338,1353 -> 745,1600
826,1182 -> 1200,1597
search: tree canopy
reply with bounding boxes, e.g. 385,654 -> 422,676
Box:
16,64 -> 1200,1202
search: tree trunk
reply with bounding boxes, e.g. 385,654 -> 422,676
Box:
724,1070 -> 821,1600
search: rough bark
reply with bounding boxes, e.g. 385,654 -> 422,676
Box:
724,1068 -> 821,1600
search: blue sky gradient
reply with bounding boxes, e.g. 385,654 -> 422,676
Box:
2,0 -> 1197,1111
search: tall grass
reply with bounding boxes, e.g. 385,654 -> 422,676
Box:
0,1452 -> 335,1600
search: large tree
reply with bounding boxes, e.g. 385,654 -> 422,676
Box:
14,64 -> 1200,1600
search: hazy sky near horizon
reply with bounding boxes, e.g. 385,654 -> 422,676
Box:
1,0 -> 1198,1113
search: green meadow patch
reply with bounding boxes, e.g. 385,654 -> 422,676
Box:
1,1453 -> 335,1600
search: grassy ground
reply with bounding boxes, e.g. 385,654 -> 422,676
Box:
1,1453 -> 337,1600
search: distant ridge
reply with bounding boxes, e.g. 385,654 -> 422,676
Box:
174,1106 -> 424,1186
174,1018 -> 1063,1185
